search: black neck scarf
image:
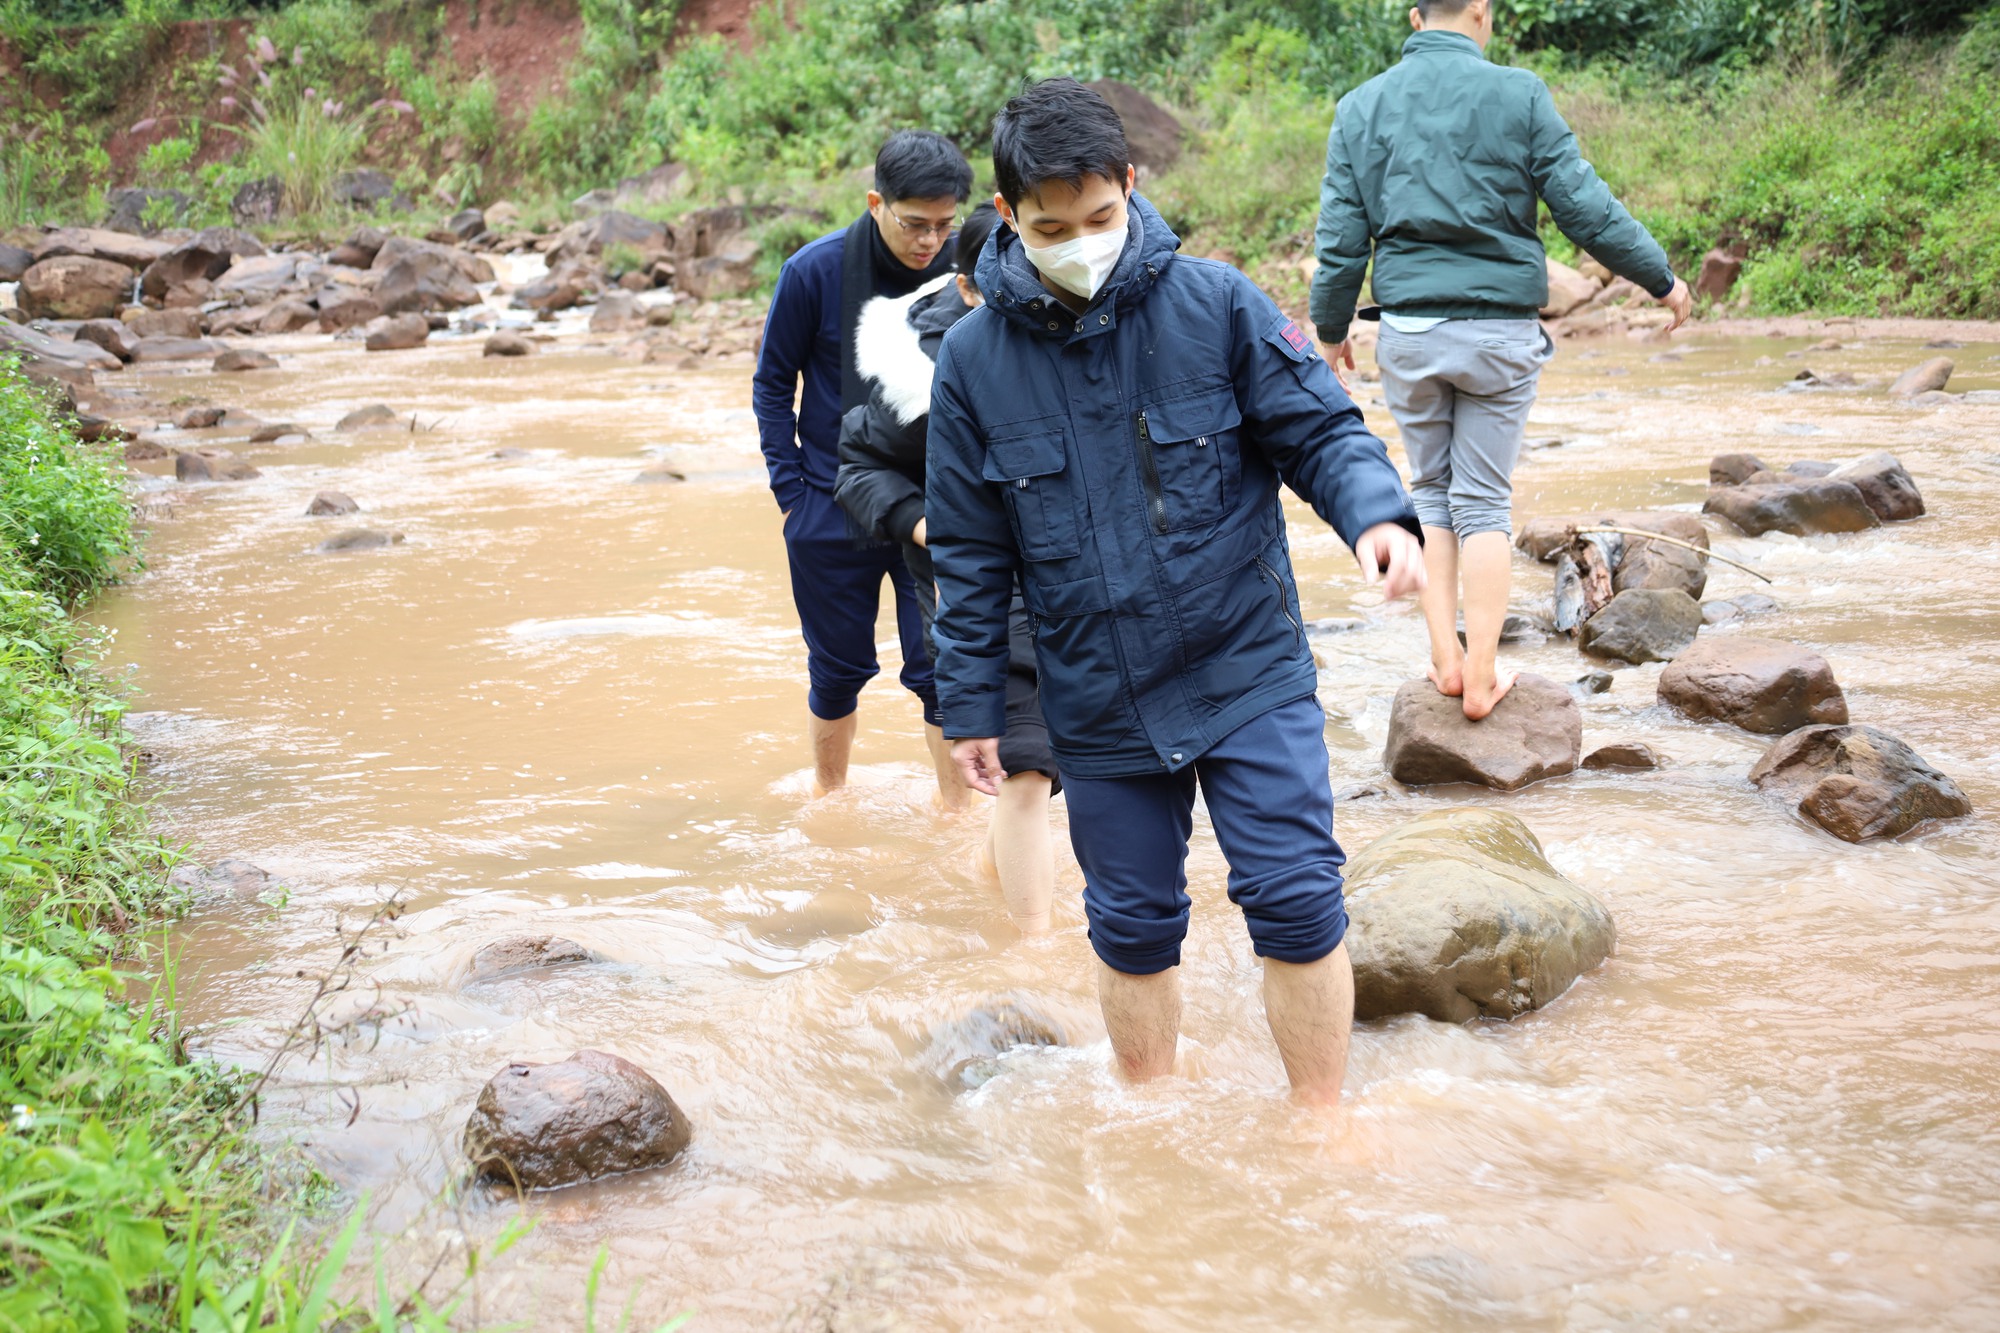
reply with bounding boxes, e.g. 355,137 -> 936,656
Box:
840,209 -> 954,412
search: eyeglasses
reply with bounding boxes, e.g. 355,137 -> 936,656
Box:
887,206 -> 958,241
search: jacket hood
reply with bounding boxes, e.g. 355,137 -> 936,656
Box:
852,274 -> 967,426
976,193 -> 1181,336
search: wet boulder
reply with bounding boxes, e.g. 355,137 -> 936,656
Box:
246,421 -> 306,443
1345,807 -> 1615,1023
167,857 -> 275,903
1889,357 -> 1953,399
326,225 -> 387,269
512,264 -> 590,312
336,404 -> 399,430
364,314 -> 430,352
371,235 -> 494,286
256,300 -> 318,335
1540,258 -> 1600,318
919,998 -> 1065,1089
1611,531 -> 1709,600
31,227 -> 168,270
128,308 -> 203,340
1384,673 -> 1581,792
1749,724 -> 1971,843
0,321 -> 121,384
469,935 -> 599,981
484,331 -> 533,357
318,528 -> 404,552
215,253 -> 317,302
305,491 -> 360,517
214,348 -> 277,372
1704,478 -> 1879,537
139,227 -> 265,301
1710,453 -> 1770,487
0,243 -> 31,283
589,290 -> 644,333
177,405 -> 225,430
19,255 -> 133,319
1578,588 -> 1703,664
175,448 -> 260,482
129,336 -> 225,363
463,1050 -> 691,1191
373,250 -> 481,315
1702,592 -> 1782,626
1657,635 -> 1847,734
316,289 -> 383,333
1831,452 -> 1925,523
1583,742 -> 1660,770
75,319 -> 139,362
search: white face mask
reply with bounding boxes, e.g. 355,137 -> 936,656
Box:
1020,221 -> 1128,301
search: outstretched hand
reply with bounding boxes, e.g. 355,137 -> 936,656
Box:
1660,276 -> 1693,333
951,737 -> 1006,796
1354,522 -> 1427,600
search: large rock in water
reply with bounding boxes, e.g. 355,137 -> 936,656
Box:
372,243 -> 482,315
463,1050 -> 691,1191
1579,588 -> 1703,663
1710,453 -> 1770,487
1749,724 -> 1972,842
1345,808 -> 1616,1023
365,313 -> 430,352
19,256 -> 132,319
139,227 -> 265,301
1385,673 -> 1580,791
1831,452 -> 1925,522
1515,510 -> 1708,563
1704,478 -> 1879,536
1888,357 -> 1952,399
1657,635 -> 1848,734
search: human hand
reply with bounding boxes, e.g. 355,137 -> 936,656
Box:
951,738 -> 1005,795
912,517 -> 928,548
1660,276 -> 1693,333
1321,337 -> 1357,393
1354,522 -> 1426,600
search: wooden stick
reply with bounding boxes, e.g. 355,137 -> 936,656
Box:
1572,525 -> 1774,583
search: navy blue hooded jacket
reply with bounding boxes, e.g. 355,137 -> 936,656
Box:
926,196 -> 1419,779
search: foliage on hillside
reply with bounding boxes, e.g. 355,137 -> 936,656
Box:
2,0 -> 1998,317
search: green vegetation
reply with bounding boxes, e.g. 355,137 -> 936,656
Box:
4,0 -> 1995,315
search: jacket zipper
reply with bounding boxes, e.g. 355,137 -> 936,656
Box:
1134,410 -> 1167,534
1255,558 -> 1304,643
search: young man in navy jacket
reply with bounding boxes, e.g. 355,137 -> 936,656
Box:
927,79 -> 1426,1104
753,130 -> 972,798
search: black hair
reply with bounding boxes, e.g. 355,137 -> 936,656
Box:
1416,0 -> 1474,16
874,129 -> 973,203
990,77 -> 1130,208
954,201 -> 1000,272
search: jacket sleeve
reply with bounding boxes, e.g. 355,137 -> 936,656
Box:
751,255 -> 816,513
1230,275 -> 1420,549
924,342 -> 1017,740
1528,80 -> 1676,298
1309,108 -> 1372,345
834,396 -> 926,544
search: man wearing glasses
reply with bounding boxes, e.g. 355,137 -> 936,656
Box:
754,130 -> 974,798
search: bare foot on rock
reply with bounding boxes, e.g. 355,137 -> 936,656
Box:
1428,661 -> 1465,697
1461,668 -> 1518,721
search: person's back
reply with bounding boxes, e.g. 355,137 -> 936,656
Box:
1312,0 -> 1690,721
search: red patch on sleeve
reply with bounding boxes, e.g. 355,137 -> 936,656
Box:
1280,319 -> 1313,355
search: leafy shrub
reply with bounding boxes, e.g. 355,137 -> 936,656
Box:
0,364 -> 133,606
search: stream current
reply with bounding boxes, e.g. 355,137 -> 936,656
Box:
98,319 -> 2000,1329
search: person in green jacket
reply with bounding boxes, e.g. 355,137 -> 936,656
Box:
1312,0 -> 1691,719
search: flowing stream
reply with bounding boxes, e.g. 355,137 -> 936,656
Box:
95,320 -> 2000,1329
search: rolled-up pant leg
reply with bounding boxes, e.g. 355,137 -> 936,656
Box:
1062,766 -> 1198,975
1194,695 -> 1349,964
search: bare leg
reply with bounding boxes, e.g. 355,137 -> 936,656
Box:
809,711 -> 858,795
1459,531 -> 1518,720
1098,961 -> 1180,1081
1417,524 -> 1464,696
987,772 -> 1053,932
925,723 -> 969,812
1262,943 -> 1354,1105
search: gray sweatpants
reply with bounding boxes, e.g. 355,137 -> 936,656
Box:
1375,319 -> 1555,539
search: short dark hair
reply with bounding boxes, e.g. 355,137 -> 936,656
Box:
990,77 -> 1130,208
954,201 -> 1000,272
1416,0 -> 1474,16
874,130 -> 973,203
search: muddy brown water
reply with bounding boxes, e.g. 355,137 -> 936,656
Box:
95,320 -> 2000,1329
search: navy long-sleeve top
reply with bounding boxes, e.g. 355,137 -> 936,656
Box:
751,228 -> 846,516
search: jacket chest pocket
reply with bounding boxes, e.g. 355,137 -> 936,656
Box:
1138,388 -> 1244,533
983,427 -> 1081,561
